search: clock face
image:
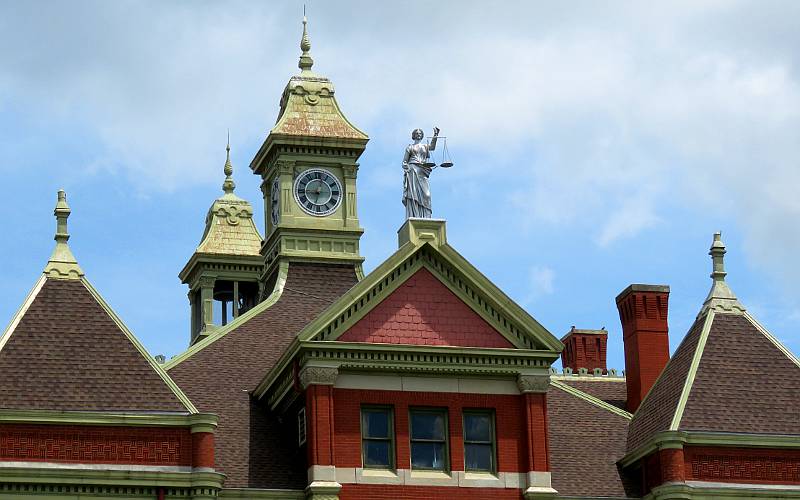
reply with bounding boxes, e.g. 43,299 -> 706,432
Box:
270,177 -> 280,227
293,168 -> 342,216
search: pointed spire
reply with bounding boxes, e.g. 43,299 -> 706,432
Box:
298,13 -> 314,73
44,190 -> 84,279
222,132 -> 236,195
699,231 -> 744,316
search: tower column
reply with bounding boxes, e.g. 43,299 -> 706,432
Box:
199,277 -> 216,332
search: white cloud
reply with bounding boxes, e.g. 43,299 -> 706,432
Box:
2,0 -> 800,305
527,266 -> 556,303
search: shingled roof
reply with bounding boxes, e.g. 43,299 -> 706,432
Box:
166,262 -> 359,488
627,233 -> 800,453
0,191 -> 195,414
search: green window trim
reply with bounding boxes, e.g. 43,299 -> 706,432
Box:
409,407 -> 450,472
360,406 -> 395,470
463,409 -> 497,474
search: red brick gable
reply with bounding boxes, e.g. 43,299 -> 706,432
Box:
338,268 -> 514,348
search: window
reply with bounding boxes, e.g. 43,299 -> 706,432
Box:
297,407 -> 306,446
463,411 -> 495,473
361,407 -> 394,469
409,409 -> 448,471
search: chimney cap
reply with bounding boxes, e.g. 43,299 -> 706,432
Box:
615,283 -> 670,303
560,327 -> 608,341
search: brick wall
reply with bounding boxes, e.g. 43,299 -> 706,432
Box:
0,424 -> 192,466
685,446 -> 800,485
332,389 -> 528,472
339,268 -> 513,348
339,484 -> 523,499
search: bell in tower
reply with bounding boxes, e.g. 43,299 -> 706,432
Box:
179,140 -> 264,345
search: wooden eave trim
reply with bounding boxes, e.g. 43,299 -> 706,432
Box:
620,430 -> 800,468
79,278 -> 198,414
0,409 -> 218,432
219,488 -> 304,499
179,252 -> 264,283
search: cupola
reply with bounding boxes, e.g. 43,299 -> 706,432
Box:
179,141 -> 264,345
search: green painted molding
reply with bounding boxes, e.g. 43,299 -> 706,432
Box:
79,277 -> 199,414
620,430 -> 800,468
256,340 -> 556,402
0,467 -> 225,489
164,260 -> 289,370
550,379 -> 632,420
220,488 -> 304,499
253,228 -> 563,405
0,409 -> 218,431
744,311 -> 800,370
670,310 -> 715,431
0,275 -> 46,354
650,481 -> 800,499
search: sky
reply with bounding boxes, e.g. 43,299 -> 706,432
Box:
1,0 -> 799,371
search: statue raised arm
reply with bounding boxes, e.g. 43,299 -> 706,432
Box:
402,127 -> 441,219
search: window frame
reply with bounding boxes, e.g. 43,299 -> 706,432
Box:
462,409 -> 497,474
408,407 -> 450,472
360,405 -> 395,470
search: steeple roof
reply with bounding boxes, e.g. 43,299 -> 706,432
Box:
251,16 -> 366,170
190,142 -> 262,258
626,232 -> 800,453
0,191 -> 196,413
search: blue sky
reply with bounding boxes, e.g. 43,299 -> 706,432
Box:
1,1 -> 799,370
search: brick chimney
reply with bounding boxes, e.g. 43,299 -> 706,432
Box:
616,284 -> 670,413
560,327 -> 608,374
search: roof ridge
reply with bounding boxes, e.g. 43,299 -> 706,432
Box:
743,311 -> 800,370
79,278 -> 198,414
669,310 -> 715,431
550,379 -> 632,420
0,276 -> 46,355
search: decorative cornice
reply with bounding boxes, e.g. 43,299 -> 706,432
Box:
0,409 -> 217,432
620,430 -> 800,468
517,374 -> 551,393
0,467 -> 225,491
298,365 -> 338,389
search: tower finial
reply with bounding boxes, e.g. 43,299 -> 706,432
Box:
44,189 -> 84,279
699,231 -> 744,316
222,134 -> 236,195
709,231 -> 726,282
298,11 -> 314,72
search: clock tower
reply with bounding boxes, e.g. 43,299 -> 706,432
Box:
250,17 -> 368,287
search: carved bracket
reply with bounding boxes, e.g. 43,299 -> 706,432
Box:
517,374 -> 550,393
298,365 -> 339,390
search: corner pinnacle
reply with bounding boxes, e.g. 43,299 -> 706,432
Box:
44,189 -> 84,279
699,231 -> 744,316
298,15 -> 314,72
